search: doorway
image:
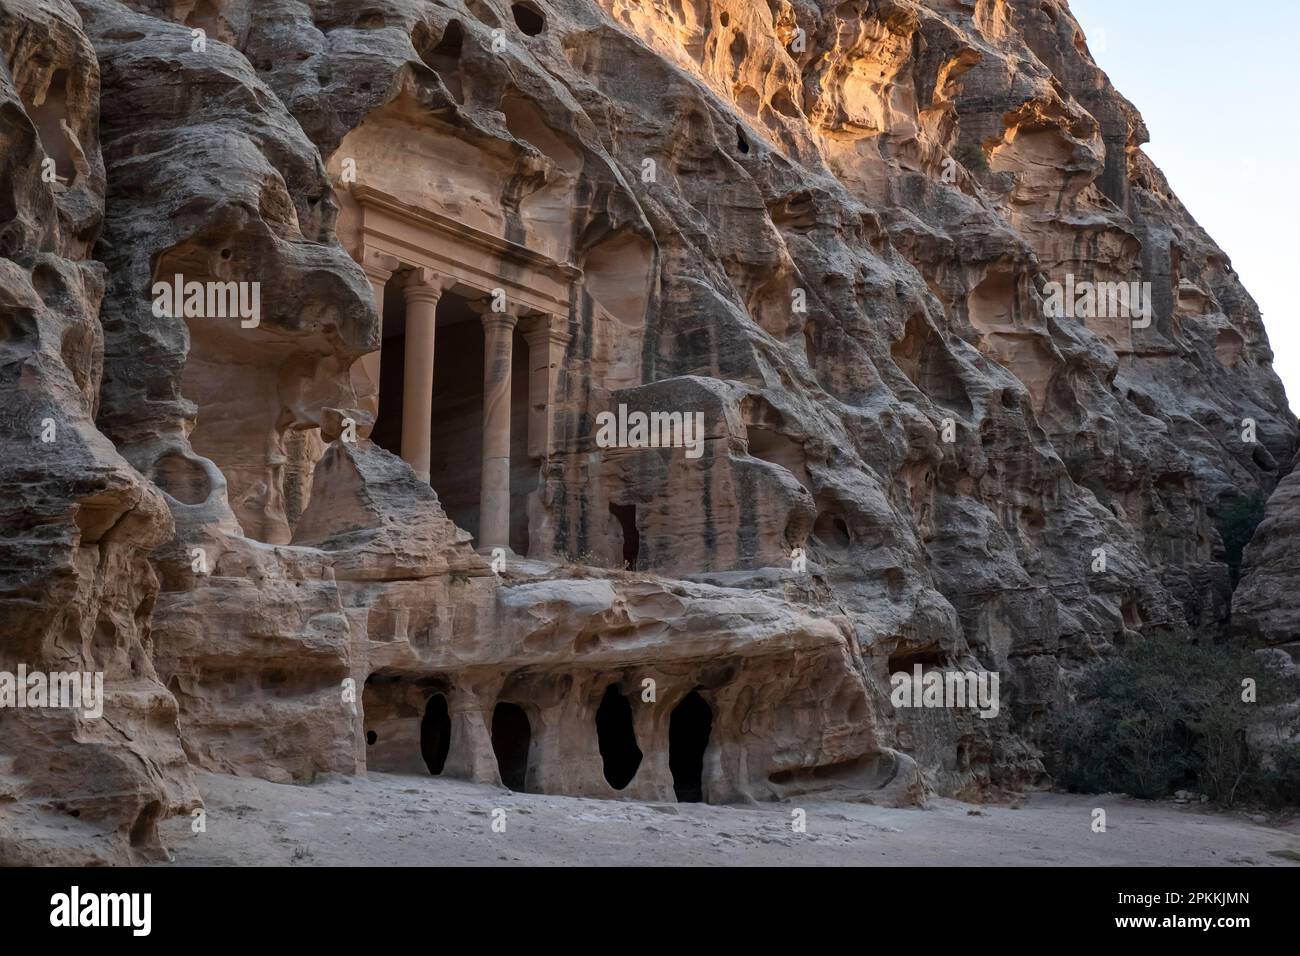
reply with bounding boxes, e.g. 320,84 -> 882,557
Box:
668,690 -> 712,802
421,693 -> 451,775
595,684 -> 642,790
491,701 -> 532,792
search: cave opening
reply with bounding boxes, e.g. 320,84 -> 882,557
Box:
511,2 -> 545,35
421,692 -> 451,775
491,701 -> 532,792
595,684 -> 642,790
736,125 -> 750,154
609,502 -> 639,569
669,690 -> 712,803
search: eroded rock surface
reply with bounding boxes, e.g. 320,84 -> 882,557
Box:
1,0 -> 1294,863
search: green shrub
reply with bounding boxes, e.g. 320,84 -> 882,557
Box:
1047,633 -> 1299,806
954,143 -> 988,172
1216,495 -> 1266,586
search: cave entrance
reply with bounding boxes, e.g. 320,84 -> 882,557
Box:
421,693 -> 451,775
669,690 -> 712,803
595,684 -> 642,790
372,282 -> 534,554
609,503 -> 639,569
491,701 -> 532,792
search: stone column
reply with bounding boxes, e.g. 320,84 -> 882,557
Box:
478,303 -> 519,551
353,248 -> 402,437
400,268 -> 443,483
521,313 -> 571,459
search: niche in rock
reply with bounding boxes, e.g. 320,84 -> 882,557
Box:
26,70 -> 75,185
608,503 -> 639,570
421,693 -> 452,774
414,19 -> 464,104
669,691 -> 712,803
151,452 -> 211,505
891,313 -> 973,418
811,509 -> 851,555
491,702 -> 532,792
595,685 -> 642,790
184,0 -> 238,46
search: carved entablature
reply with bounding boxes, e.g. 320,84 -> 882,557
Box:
351,184 -> 579,321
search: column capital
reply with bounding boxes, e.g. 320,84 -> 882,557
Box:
476,306 -> 520,332
521,312 -> 572,346
361,247 -> 402,284
402,267 -> 446,305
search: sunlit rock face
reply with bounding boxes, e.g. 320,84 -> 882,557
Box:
0,0 -> 1293,862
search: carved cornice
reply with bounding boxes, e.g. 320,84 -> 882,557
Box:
352,184 -> 581,284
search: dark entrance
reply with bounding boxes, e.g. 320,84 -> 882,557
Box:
595,685 -> 642,790
491,702 -> 531,792
609,503 -> 639,569
668,690 -> 712,802
421,693 -> 451,775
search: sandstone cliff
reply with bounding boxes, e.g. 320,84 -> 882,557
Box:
1,0 -> 1294,864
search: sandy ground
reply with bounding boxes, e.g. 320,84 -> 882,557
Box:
154,771 -> 1300,866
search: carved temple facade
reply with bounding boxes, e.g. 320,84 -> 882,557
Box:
347,184 -> 573,554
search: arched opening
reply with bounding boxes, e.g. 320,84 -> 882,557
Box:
420,693 -> 451,774
669,690 -> 712,802
595,685 -> 642,790
491,702 -> 532,792
511,2 -> 545,35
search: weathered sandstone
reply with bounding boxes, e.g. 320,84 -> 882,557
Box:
1,0 -> 1294,863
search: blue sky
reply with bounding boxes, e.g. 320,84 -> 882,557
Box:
1070,0 -> 1299,417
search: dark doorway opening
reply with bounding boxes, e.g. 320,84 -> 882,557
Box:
595,685 -> 642,790
373,277 -> 409,459
669,690 -> 712,802
609,503 -> 639,569
491,702 -> 531,792
421,693 -> 451,775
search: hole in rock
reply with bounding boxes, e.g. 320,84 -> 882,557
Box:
421,693 -> 451,774
609,503 -> 639,569
512,2 -> 545,35
736,125 -> 750,154
491,702 -> 532,792
669,691 -> 712,803
595,685 -> 642,790
366,731 -> 377,745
